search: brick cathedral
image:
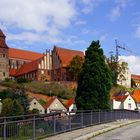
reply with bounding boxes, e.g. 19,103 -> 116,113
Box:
0,29 -> 84,81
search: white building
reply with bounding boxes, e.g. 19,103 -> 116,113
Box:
112,92 -> 137,110
29,98 -> 45,114
65,98 -> 77,115
117,60 -> 131,88
44,97 -> 67,114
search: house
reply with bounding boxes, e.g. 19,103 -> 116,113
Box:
29,98 -> 45,114
131,74 -> 140,88
117,60 -> 131,88
44,96 -> 67,114
29,93 -> 67,114
132,89 -> 140,110
51,46 -> 84,81
65,97 -> 77,112
111,91 -> 137,110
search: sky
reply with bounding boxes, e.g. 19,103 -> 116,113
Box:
0,0 -> 140,74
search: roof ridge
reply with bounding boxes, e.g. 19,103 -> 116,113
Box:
9,47 -> 43,54
54,45 -> 84,53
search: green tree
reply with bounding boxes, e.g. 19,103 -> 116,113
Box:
75,40 -> 112,110
12,99 -> 24,116
1,98 -> 13,116
0,87 -> 29,114
68,55 -> 84,81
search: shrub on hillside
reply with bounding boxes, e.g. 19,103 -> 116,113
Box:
16,78 -> 30,83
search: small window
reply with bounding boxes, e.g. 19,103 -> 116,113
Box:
3,72 -> 5,77
3,54 -> 5,58
128,103 -> 131,109
41,70 -> 44,74
34,102 -> 36,105
3,49 -> 6,52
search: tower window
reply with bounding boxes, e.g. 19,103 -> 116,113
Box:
3,54 -> 6,58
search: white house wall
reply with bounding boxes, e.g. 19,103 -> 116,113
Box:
123,95 -> 137,110
29,98 -> 45,114
47,98 -> 67,114
113,100 -> 122,109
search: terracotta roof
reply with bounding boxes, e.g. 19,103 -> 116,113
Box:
43,97 -> 57,109
54,46 -> 84,67
113,95 -> 128,102
16,57 -> 42,76
65,97 -> 75,108
9,48 -> 43,61
132,89 -> 140,103
9,69 -> 18,76
131,74 -> 140,80
28,92 -> 51,101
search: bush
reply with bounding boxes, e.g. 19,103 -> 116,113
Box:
31,109 -> 39,114
4,78 -> 11,82
16,78 -> 30,83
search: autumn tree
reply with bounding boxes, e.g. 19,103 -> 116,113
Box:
68,55 -> 84,81
75,40 -> 112,110
106,54 -> 129,85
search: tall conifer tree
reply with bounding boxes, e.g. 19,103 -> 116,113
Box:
75,40 -> 112,110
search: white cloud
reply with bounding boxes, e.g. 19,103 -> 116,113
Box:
75,20 -> 86,25
108,0 -> 132,21
81,0 -> 102,14
99,34 -> 108,41
0,0 -> 76,32
119,55 -> 140,75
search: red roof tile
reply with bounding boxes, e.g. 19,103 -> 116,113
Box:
54,46 -> 84,67
113,95 -> 128,102
132,89 -> 140,103
65,97 -> 75,108
9,69 -> 18,76
131,74 -> 140,80
9,48 -> 43,61
16,58 -> 42,76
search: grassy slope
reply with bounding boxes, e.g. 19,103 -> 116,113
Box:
0,81 -> 76,99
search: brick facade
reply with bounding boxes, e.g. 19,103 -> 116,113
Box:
0,30 -> 9,80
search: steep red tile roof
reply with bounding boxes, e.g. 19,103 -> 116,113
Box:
9,48 -> 43,61
65,97 -> 75,108
9,69 -> 18,76
16,58 -> 42,76
0,29 -> 9,49
43,97 -> 57,109
132,89 -> 140,103
113,95 -> 128,102
131,74 -> 140,80
54,46 -> 84,67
